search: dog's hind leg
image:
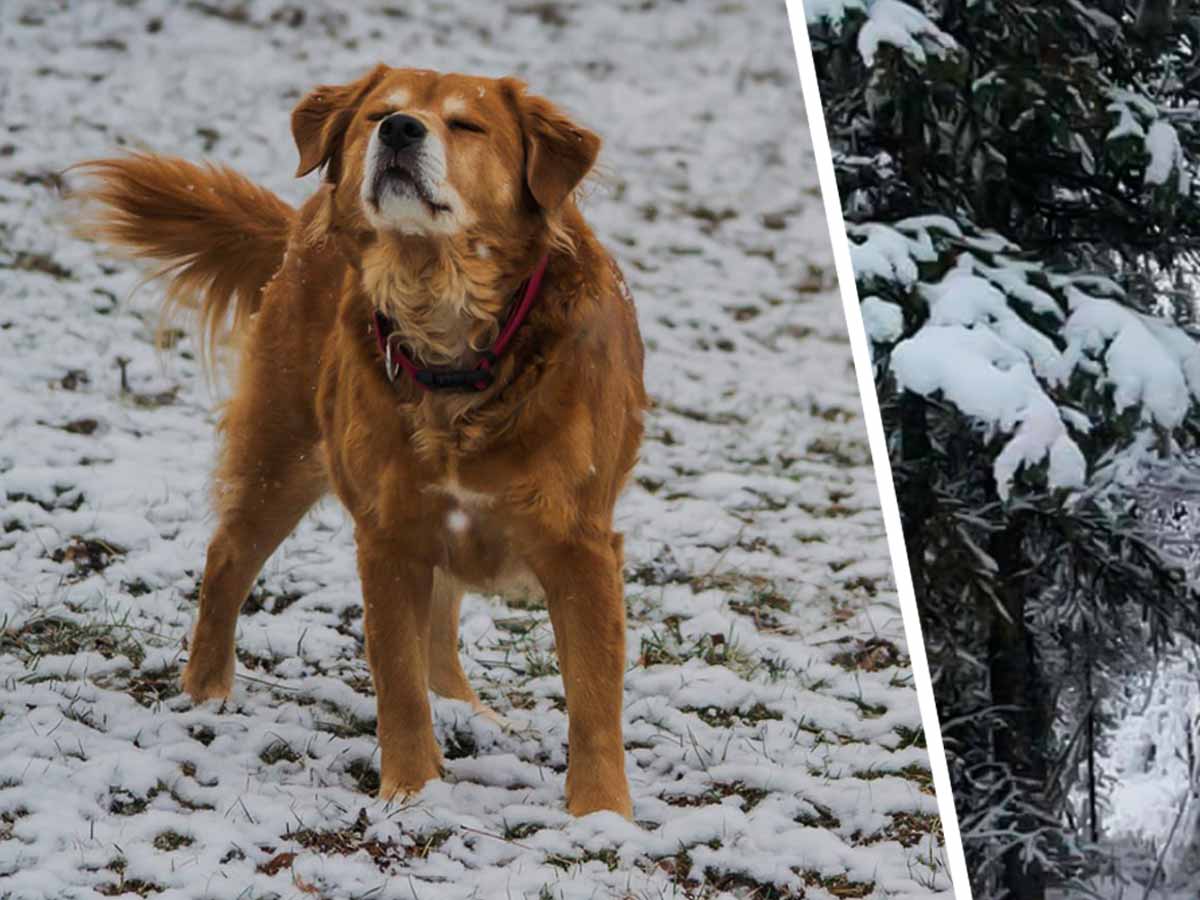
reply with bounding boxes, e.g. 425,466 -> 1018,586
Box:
180,359 -> 326,703
426,571 -> 474,701
181,453 -> 325,703
427,571 -> 508,726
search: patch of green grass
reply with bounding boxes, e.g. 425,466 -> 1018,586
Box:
705,871 -> 800,899
800,871 -> 874,897
59,697 -> 105,732
1,613 -> 147,668
864,811 -> 942,848
661,781 -> 768,811
638,619 -> 760,679
727,596 -> 786,629
637,617 -> 685,667
547,847 -> 620,872
1,250 -> 72,280
411,827 -> 454,859
121,579 -> 155,597
654,847 -> 811,898
682,702 -> 782,728
851,764 -> 934,793
241,583 -> 304,616
493,615 -> 540,636
345,758 -> 380,794
500,592 -> 544,611
843,696 -> 888,719
443,726 -> 477,760
505,690 -> 537,710
188,724 -> 215,746
313,702 -> 375,739
900,764 -> 935,793
127,667 -> 182,709
795,800 -> 840,830
0,808 -> 27,842
502,820 -> 544,840
97,877 -> 163,897
50,536 -> 125,581
109,786 -> 158,816
894,725 -> 926,750
109,780 -> 212,817
805,436 -> 869,468
282,808 -> 414,871
522,649 -> 559,678
259,738 -> 302,765
152,831 -> 193,852
796,501 -> 856,519
831,638 -> 901,672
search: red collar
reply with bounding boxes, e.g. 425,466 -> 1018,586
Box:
372,254 -> 549,393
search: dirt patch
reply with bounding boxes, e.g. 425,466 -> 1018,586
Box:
50,536 -> 125,581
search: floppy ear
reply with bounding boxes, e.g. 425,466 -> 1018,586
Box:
292,64 -> 389,180
518,92 -> 601,211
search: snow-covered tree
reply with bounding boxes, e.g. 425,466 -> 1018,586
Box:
809,2 -> 1200,897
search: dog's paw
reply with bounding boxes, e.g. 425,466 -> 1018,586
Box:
566,788 -> 634,820
564,787 -> 633,820
180,659 -> 233,704
377,776 -> 435,806
377,783 -> 416,805
471,702 -> 523,733
565,768 -> 633,819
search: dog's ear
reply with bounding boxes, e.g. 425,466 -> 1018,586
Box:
511,85 -> 601,211
292,64 -> 389,181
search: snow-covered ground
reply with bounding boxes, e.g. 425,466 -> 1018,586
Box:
0,2 -> 949,898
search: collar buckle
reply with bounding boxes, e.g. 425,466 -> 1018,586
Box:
384,336 -> 399,384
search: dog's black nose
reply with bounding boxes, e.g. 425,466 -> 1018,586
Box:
378,114 -> 427,150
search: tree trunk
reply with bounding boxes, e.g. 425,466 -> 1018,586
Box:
899,390 -> 932,604
1087,653 -> 1098,844
989,511 -> 1048,900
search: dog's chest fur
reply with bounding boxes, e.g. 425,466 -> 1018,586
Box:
319,376 -> 550,600
428,475 -> 543,599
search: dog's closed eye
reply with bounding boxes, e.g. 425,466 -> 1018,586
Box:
448,119 -> 486,134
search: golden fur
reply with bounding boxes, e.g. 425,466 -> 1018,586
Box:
73,66 -> 646,818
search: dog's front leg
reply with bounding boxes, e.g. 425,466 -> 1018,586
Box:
533,536 -> 633,818
356,535 -> 443,801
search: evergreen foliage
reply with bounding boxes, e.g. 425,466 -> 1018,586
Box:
809,1 -> 1200,895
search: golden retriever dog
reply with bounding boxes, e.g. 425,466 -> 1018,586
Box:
73,65 -> 646,818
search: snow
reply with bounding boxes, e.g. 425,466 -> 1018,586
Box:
1105,90 -> 1191,197
848,222 -> 925,287
1063,294 -> 1198,429
805,0 -> 957,67
804,0 -> 868,27
861,296 -> 904,344
1106,100 -> 1146,142
1145,119 -> 1186,190
853,216 -> 1200,500
0,1 -> 950,899
891,324 -> 1086,500
856,0 -> 958,66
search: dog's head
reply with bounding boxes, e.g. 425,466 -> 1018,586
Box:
292,65 -> 599,251
292,66 -> 600,365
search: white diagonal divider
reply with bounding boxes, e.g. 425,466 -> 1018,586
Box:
781,3 -> 974,897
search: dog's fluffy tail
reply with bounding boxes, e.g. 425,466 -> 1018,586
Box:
71,153 -> 296,364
